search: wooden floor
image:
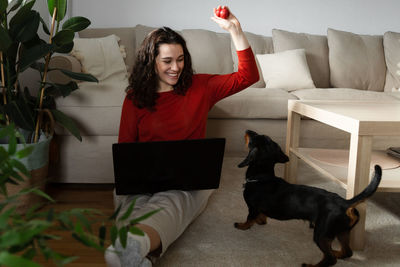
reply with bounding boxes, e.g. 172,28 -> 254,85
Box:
34,183 -> 115,267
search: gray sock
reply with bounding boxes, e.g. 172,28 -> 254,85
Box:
114,235 -> 152,267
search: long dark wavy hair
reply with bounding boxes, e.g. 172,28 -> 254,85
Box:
126,27 -> 193,111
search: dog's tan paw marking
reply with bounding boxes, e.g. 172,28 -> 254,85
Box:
332,249 -> 352,259
234,222 -> 252,230
255,214 -> 267,225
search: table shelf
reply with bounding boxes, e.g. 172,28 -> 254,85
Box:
290,147 -> 400,192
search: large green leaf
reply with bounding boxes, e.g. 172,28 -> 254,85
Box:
3,99 -> 36,132
9,0 -> 36,27
129,209 -> 162,225
13,11 -> 40,43
52,29 -> 74,46
0,0 -> 8,13
62,16 -> 91,32
110,225 -> 118,246
8,0 -> 23,12
47,0 -> 67,21
60,69 -> 99,82
55,41 -> 73,53
8,130 -> 17,155
50,109 -> 82,141
119,199 -> 136,221
129,225 -> 144,236
0,207 -> 15,229
18,43 -> 55,72
118,226 -> 128,248
24,187 -> 54,202
45,81 -> 79,97
21,34 -> 42,50
99,224 -> 106,247
39,16 -> 50,35
0,251 -> 41,267
10,158 -> 29,176
0,25 -> 12,52
15,145 -> 34,159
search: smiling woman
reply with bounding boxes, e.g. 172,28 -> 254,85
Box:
155,43 -> 185,92
107,6 -> 260,267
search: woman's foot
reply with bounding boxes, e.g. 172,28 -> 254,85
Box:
105,233 -> 152,267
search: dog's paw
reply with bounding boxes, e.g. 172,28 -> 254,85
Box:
255,214 -> 267,225
333,249 -> 353,259
234,222 -> 251,230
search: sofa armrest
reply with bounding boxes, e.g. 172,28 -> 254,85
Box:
48,55 -> 82,84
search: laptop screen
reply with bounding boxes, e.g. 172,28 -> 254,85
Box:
112,138 -> 225,194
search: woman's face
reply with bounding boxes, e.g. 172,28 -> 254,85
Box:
155,43 -> 184,92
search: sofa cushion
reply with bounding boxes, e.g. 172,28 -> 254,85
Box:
327,28 -> 386,91
134,24 -> 158,50
292,88 -> 398,102
272,29 -> 330,88
209,87 -> 298,119
231,32 -> 273,87
256,49 -> 316,91
79,27 -> 136,72
181,29 -> 233,74
383,31 -> 400,92
71,35 -> 127,81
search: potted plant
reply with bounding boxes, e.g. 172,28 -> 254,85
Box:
0,0 -> 98,210
0,123 -> 159,267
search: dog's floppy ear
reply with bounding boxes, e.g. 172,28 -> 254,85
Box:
238,147 -> 258,168
276,147 -> 289,163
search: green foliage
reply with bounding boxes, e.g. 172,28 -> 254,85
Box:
0,0 -> 98,142
0,124 -> 159,266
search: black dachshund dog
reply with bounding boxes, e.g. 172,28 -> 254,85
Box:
234,130 -> 382,267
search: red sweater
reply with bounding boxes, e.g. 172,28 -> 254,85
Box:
118,47 -> 259,143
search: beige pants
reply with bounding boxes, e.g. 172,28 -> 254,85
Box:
114,189 -> 214,255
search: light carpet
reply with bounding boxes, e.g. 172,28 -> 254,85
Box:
155,157 -> 400,267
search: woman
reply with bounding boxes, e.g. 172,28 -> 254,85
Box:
106,6 -> 259,267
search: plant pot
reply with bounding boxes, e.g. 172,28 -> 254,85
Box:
0,133 -> 52,213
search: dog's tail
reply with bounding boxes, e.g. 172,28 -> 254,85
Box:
346,165 -> 382,208
344,165 -> 381,228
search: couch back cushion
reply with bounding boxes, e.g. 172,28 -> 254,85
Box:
79,28 -> 136,72
272,29 -> 330,88
181,29 -> 233,74
383,31 -> 400,92
231,32 -> 273,87
327,28 -> 386,91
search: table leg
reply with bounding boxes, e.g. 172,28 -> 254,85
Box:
284,110 -> 301,184
347,133 -> 372,250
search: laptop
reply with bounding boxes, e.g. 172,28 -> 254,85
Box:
112,138 -> 226,195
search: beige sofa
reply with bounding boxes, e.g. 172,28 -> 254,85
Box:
49,25 -> 400,183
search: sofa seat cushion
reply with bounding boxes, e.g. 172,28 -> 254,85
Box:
385,92 -> 400,100
56,106 -> 122,136
56,78 -> 128,107
292,88 -> 399,102
208,87 -> 298,119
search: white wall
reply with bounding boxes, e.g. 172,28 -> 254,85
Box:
71,0 -> 400,35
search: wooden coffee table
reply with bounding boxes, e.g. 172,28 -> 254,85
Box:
284,100 -> 400,250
